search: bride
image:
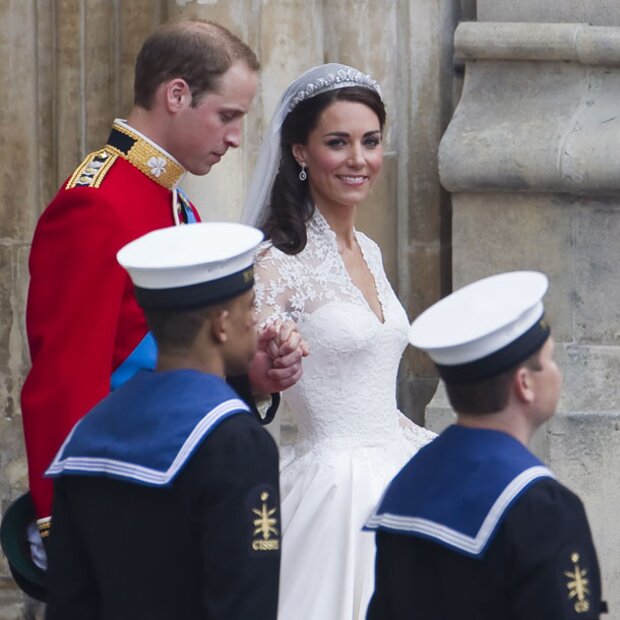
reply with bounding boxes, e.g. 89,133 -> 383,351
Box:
243,64 -> 435,620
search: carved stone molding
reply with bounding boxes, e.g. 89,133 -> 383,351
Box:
439,22 -> 620,194
455,22 -> 620,65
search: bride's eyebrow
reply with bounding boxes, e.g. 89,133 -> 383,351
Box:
322,130 -> 381,138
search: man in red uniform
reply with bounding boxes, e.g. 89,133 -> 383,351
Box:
17,18 -> 305,578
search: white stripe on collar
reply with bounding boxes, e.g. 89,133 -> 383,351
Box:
46,398 -> 248,485
366,465 -> 556,556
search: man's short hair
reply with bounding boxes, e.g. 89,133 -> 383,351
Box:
145,305 -> 221,354
445,348 -> 543,415
134,19 -> 260,109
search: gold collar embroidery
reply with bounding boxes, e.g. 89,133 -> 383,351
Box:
106,120 -> 186,190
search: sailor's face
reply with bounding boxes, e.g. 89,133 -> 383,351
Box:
225,288 -> 258,375
531,337 -> 562,423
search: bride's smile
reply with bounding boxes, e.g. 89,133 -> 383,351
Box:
292,100 -> 384,215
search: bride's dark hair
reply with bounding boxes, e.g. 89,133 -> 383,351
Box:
260,86 -> 386,255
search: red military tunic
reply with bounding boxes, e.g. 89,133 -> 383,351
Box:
21,119 -> 199,523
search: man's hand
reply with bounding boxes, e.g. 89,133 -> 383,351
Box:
248,320 -> 309,396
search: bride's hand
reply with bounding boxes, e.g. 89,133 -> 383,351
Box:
269,320 -> 310,361
248,321 -> 309,395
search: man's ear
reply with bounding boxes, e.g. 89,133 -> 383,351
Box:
291,144 -> 307,168
513,367 -> 535,404
163,78 -> 191,113
210,309 -> 230,344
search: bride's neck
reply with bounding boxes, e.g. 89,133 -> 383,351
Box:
315,204 -> 357,250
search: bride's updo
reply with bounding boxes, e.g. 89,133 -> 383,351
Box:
261,86 -> 386,255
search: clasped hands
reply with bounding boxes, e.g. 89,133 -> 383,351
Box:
249,320 -> 309,397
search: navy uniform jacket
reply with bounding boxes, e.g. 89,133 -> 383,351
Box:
44,370 -> 281,620
366,425 -> 605,620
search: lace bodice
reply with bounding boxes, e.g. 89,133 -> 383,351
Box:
255,209 -> 394,325
255,209 -> 434,453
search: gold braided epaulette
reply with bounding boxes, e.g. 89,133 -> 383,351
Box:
65,148 -> 118,190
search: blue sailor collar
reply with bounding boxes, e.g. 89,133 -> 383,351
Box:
365,425 -> 555,558
46,370 -> 250,487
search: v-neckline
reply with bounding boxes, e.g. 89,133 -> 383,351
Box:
312,208 -> 386,325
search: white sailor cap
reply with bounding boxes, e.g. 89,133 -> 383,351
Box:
117,222 -> 264,310
409,271 -> 550,383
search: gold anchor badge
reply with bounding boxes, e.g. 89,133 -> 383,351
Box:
565,552 -> 590,613
252,491 -> 280,551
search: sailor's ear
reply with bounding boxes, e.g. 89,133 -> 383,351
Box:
210,308 -> 230,344
513,366 -> 535,404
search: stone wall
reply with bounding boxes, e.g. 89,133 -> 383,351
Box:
0,0 -> 456,614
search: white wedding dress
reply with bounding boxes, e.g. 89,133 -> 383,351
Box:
255,209 -> 435,620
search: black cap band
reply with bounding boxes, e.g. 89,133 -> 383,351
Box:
135,267 -> 254,310
436,314 -> 551,384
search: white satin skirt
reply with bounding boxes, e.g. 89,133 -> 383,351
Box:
276,439 -> 414,620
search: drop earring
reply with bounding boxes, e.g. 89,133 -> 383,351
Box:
299,164 -> 307,182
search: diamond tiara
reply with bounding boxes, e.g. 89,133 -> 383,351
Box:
289,68 -> 382,111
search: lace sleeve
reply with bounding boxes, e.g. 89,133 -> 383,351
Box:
254,244 -> 300,328
255,214 -> 359,328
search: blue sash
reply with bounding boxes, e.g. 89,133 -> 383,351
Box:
110,332 -> 157,390
365,425 -> 555,557
110,202 -> 197,391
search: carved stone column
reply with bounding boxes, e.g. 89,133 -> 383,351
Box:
396,0 -> 462,421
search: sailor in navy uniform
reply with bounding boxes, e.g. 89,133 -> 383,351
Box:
43,223 -> 281,620
365,271 -> 607,620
